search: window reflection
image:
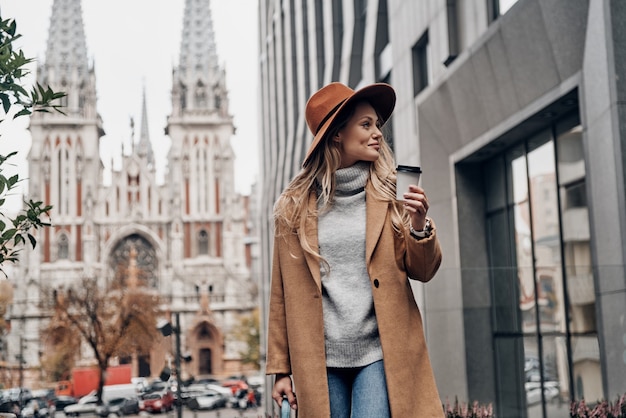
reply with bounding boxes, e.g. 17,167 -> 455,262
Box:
556,119 -> 602,401
484,113 -> 602,417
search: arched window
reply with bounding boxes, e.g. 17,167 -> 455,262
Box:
198,230 -> 209,255
58,234 -> 69,260
109,234 -> 158,288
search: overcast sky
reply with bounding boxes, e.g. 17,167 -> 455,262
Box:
0,0 -> 259,211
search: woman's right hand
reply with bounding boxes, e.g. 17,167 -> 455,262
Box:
272,373 -> 298,410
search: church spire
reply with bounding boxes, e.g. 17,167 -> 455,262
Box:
170,0 -> 230,117
36,0 -> 98,121
179,0 -> 219,78
136,87 -> 155,168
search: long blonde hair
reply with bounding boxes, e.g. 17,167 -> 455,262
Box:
273,100 -> 410,264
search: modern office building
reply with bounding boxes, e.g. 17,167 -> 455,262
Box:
258,0 -> 626,416
3,0 -> 257,387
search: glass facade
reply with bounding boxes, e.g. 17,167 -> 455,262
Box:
484,113 -> 603,417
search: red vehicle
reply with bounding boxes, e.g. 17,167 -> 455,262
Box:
55,365 -> 132,398
140,390 -> 175,413
221,379 -> 248,395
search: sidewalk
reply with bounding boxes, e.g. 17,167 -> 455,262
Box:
164,406 -> 272,418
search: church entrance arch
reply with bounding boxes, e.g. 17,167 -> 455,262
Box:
188,320 -> 223,377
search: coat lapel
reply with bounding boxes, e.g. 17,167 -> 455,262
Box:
365,183 -> 388,265
303,190 -> 322,290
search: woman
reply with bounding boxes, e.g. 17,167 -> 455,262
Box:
266,82 -> 443,417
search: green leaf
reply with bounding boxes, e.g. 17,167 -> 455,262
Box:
28,233 -> 36,249
14,108 -> 31,118
0,92 -> 10,113
2,228 -> 16,241
7,174 -> 18,187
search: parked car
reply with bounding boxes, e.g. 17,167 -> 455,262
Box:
186,389 -> 228,411
20,398 -> 51,418
192,377 -> 220,386
525,381 -> 560,405
0,400 -> 21,417
178,386 -> 206,407
95,396 -> 140,417
2,388 -> 33,404
53,395 -> 77,410
64,395 -> 99,417
221,379 -> 248,395
30,390 -> 55,408
140,391 -> 175,413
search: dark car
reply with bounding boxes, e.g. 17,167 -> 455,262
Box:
140,391 -> 175,413
0,400 -> 21,417
53,395 -> 77,410
95,396 -> 140,417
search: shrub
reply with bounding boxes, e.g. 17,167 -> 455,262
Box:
444,397 -> 494,418
571,394 -> 626,418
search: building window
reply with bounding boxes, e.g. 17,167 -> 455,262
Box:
444,0 -> 459,66
349,0 -> 367,86
198,229 -> 209,255
488,0 -> 520,23
331,0 -> 344,82
411,31 -> 429,97
374,0 -> 390,79
109,234 -> 158,288
58,234 -> 69,260
484,113 -> 602,417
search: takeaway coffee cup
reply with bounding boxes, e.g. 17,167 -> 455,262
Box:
396,165 -> 422,200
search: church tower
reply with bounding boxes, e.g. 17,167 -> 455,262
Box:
7,0 -> 256,386
28,0 -> 102,271
166,0 -> 252,375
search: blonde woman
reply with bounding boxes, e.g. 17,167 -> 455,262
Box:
267,82 -> 443,417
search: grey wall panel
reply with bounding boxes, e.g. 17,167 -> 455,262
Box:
538,0 -> 588,80
499,0 -> 561,108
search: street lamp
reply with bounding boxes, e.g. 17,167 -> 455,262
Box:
158,313 -> 183,418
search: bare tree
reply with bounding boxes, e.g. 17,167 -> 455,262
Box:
46,275 -> 160,403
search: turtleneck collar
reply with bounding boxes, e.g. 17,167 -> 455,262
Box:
335,161 -> 370,195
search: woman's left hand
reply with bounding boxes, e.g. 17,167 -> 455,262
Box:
402,185 -> 429,230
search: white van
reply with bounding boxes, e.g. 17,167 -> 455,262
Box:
102,384 -> 139,402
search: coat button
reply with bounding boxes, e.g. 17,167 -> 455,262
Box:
373,279 -> 380,288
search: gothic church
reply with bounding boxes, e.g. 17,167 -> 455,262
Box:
6,0 -> 256,384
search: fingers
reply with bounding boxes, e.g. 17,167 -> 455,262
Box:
272,375 -> 298,410
286,392 -> 297,409
402,185 -> 429,215
403,185 -> 429,230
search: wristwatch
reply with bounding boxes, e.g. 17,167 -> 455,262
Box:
410,217 -> 432,239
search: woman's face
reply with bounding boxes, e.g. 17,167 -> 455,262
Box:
335,102 -> 383,168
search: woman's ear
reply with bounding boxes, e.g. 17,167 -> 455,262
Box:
333,131 -> 342,142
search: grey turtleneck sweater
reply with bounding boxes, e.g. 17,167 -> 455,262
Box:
318,161 -> 383,368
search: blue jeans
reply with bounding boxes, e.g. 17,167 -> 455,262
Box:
327,360 -> 391,418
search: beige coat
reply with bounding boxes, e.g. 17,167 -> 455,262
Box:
266,184 -> 444,417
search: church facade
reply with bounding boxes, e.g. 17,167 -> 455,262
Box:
3,0 -> 257,386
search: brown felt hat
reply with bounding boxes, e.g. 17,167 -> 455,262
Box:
303,82 -> 396,166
